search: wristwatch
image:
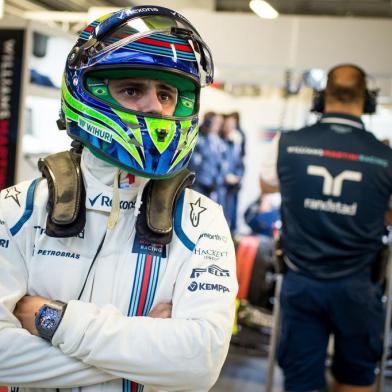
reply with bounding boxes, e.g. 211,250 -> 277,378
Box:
35,300 -> 67,341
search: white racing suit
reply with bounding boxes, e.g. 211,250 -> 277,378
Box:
0,150 -> 238,392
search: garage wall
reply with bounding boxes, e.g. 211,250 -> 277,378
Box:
178,9 -> 392,93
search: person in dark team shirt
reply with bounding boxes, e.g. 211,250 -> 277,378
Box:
260,64 -> 392,392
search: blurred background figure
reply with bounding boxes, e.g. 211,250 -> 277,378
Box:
229,111 -> 246,160
221,112 -> 245,233
244,194 -> 281,238
189,111 -> 226,202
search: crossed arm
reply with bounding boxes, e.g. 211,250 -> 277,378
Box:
14,296 -> 172,337
1,212 -> 236,390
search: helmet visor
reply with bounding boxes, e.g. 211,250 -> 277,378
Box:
79,15 -> 214,87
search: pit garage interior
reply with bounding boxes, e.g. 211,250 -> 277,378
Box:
1,0 -> 392,391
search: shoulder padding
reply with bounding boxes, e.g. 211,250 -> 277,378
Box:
38,149 -> 86,238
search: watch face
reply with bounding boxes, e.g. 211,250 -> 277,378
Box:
39,307 -> 60,330
36,301 -> 66,341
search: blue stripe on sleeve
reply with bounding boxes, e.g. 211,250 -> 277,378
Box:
10,179 -> 40,236
174,191 -> 195,251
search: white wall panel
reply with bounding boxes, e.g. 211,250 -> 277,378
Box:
178,10 -> 392,84
295,17 -> 392,75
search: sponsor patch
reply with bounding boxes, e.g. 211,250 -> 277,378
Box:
208,264 -> 230,276
187,281 -> 230,293
287,145 -> 388,168
132,233 -> 166,257
199,232 -> 228,242
190,264 -> 230,278
89,193 -> 102,206
193,247 -> 228,261
307,165 -> 362,197
190,267 -> 206,278
0,238 -> 9,248
130,7 -> 159,14
304,198 -> 358,216
4,186 -> 21,206
34,225 -> 85,238
190,198 -> 206,227
37,249 -> 80,259
88,193 -> 135,210
79,117 -> 112,143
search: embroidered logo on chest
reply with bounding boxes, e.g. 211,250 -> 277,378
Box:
132,233 -> 167,257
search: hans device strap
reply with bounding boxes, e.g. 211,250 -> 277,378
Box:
135,169 -> 195,245
38,146 -> 86,238
39,149 -> 195,242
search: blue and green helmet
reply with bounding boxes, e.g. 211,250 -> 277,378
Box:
60,5 -> 214,178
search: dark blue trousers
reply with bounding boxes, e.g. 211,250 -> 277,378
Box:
278,267 -> 385,391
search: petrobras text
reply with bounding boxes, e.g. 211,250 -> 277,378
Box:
37,249 -> 80,259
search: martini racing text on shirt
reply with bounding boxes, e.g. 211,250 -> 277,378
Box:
132,233 -> 167,257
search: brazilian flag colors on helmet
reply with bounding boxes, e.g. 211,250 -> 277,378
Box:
60,5 -> 214,178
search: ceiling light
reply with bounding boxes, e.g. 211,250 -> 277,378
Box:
249,0 -> 279,19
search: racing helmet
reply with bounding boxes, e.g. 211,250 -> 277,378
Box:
60,6 -> 214,178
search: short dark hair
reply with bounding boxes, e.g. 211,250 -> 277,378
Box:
325,64 -> 366,105
202,111 -> 216,122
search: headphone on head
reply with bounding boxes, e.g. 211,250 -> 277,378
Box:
311,64 -> 378,114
